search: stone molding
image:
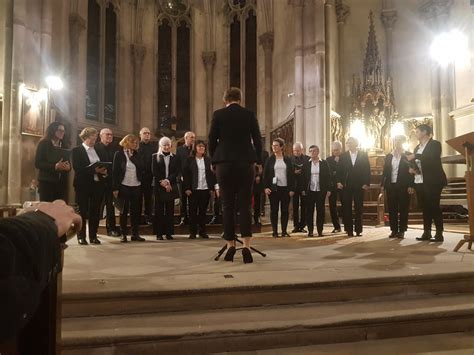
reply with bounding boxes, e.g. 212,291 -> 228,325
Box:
381,9 -> 397,29
449,103 -> 474,120
259,32 -> 274,52
336,2 -> 350,24
419,0 -> 453,21
201,51 -> 216,68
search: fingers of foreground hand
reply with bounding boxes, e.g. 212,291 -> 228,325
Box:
38,200 -> 82,237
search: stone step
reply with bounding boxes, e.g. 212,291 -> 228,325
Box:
61,294 -> 474,354
62,272 -> 474,318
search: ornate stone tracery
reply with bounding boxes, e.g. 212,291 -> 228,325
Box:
224,0 -> 257,23
156,0 -> 191,26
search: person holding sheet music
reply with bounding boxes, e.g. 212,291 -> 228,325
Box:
34,122 -> 71,202
72,127 -> 109,245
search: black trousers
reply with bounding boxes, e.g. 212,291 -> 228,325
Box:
386,183 -> 410,233
253,190 -> 263,223
154,194 -> 174,237
180,182 -> 190,222
76,181 -> 104,240
38,180 -> 66,202
341,186 -> 364,234
119,184 -> 142,236
306,191 -> 326,234
292,190 -> 306,230
216,162 -> 254,240
328,189 -> 341,230
189,189 -> 211,235
415,183 -> 444,233
212,194 -> 222,220
269,187 -> 290,234
103,182 -> 117,233
141,175 -> 153,218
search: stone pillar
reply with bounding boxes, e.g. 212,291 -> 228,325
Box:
201,51 -> 216,129
8,0 -> 27,204
381,8 -> 397,79
131,44 -> 146,134
259,32 -> 273,150
293,0 -> 305,144
325,0 -> 337,154
171,25 -> 177,117
336,1 -> 349,116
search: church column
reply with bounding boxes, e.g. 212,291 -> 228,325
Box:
259,32 -> 273,148
7,0 -> 27,204
171,26 -> 177,117
335,0 -> 349,116
325,0 -> 337,153
131,44 -> 146,133
293,0 -> 305,144
201,51 -> 216,129
381,6 -> 397,79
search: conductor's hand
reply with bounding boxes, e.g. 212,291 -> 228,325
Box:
264,188 -> 272,195
256,164 -> 263,176
185,190 -> 192,196
113,190 -> 119,198
29,200 -> 82,238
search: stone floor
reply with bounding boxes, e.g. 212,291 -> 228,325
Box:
62,225 -> 473,294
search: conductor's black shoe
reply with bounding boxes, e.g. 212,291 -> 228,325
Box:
224,246 -> 236,262
78,238 -> 88,245
189,234 -> 196,239
416,232 -> 432,241
432,232 -> 444,242
90,238 -> 101,244
332,228 -> 341,233
120,236 -> 128,243
156,235 -> 164,240
165,235 -> 174,240
199,233 -> 209,239
242,247 -> 253,264
131,235 -> 145,242
389,232 -> 398,238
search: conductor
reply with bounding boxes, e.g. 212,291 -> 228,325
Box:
208,87 -> 263,263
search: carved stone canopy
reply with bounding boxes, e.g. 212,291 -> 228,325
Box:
381,9 -> 397,29
336,1 -> 350,24
259,32 -> 274,51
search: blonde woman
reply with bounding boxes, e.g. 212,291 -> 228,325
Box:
112,134 -> 145,243
152,137 -> 180,240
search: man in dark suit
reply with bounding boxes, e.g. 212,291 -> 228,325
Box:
208,87 -> 263,264
291,142 -> 309,233
95,128 -> 119,236
138,127 -> 158,225
326,141 -> 342,233
381,135 -> 415,239
407,124 -> 447,242
336,137 -> 371,237
176,131 -> 195,226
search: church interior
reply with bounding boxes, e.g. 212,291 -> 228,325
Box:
0,0 -> 473,354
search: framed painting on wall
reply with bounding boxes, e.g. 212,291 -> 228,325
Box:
21,87 -> 47,137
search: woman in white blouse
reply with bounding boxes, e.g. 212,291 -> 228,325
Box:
263,138 -> 295,237
303,145 -> 331,237
112,134 -> 144,243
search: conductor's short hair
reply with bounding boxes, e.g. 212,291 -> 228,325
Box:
223,87 -> 242,102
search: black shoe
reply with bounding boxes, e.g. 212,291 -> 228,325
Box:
166,235 -> 174,240
317,231 -> 323,237
272,232 -> 279,238
300,229 -> 308,233
120,235 -> 128,243
332,228 -> 341,233
291,228 -> 299,233
145,217 -> 153,225
416,232 -> 432,241
78,238 -> 88,245
189,234 -> 196,239
224,246 -> 236,262
209,217 -> 219,225
281,232 -> 291,238
131,235 -> 145,242
90,238 -> 101,244
156,235 -> 164,240
107,230 -> 120,237
255,221 -> 262,227
347,232 -> 354,237
242,247 -> 253,264
389,232 -> 398,238
432,232 -> 444,242
397,232 -> 405,239
307,233 -> 314,238
199,234 -> 209,239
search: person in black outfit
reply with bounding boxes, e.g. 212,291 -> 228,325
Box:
72,127 -> 108,245
303,145 -> 331,237
152,136 -> 180,240
96,128 -> 119,236
183,140 -> 218,239
0,201 -> 81,346
208,87 -> 263,263
326,141 -> 343,233
407,124 -> 447,242
381,135 -> 415,239
113,134 -> 145,243
34,122 -> 71,202
336,137 -> 371,237
253,149 -> 269,226
264,138 -> 295,238
138,127 -> 158,225
291,142 -> 309,233
176,131 -> 195,226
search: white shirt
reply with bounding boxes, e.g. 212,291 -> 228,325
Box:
196,157 -> 208,190
82,142 -> 100,181
122,150 -> 141,187
274,158 -> 287,187
350,150 -> 358,166
414,141 -> 427,184
391,152 -> 402,183
310,160 -> 321,192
